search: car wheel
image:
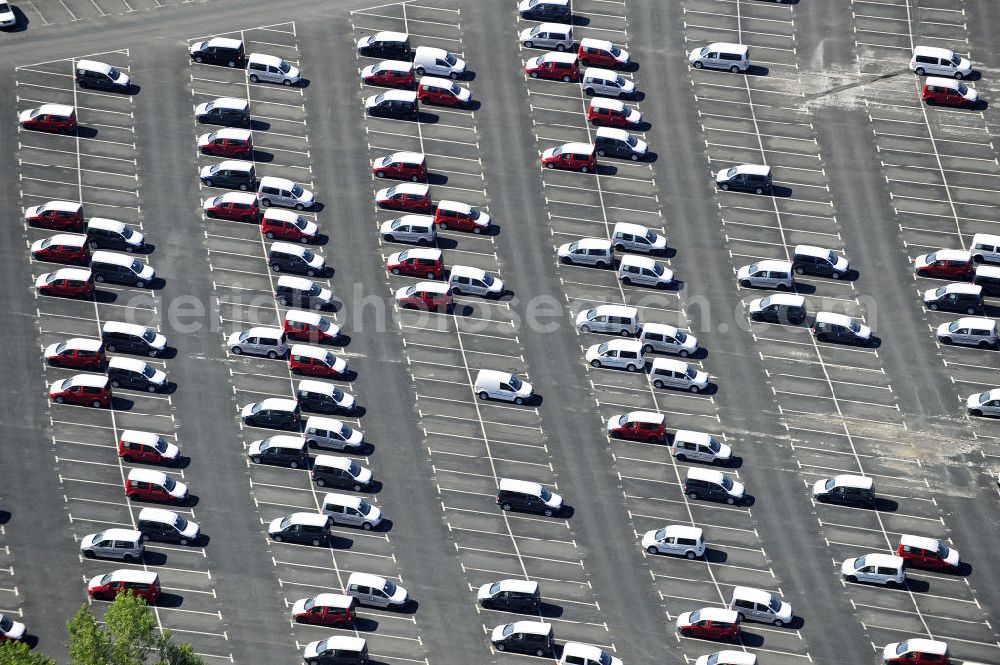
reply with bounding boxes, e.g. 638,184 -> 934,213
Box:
591,359 -> 602,368
689,385 -> 701,393
496,644 -> 505,652
654,379 -> 665,389
580,324 -> 592,333
597,260 -> 609,268
288,460 -> 299,469
740,279 -> 751,288
529,71 -> 539,79
449,72 -> 459,80
311,538 -> 322,547
106,343 -> 118,353
928,302 -> 939,310
514,396 -> 525,405
283,79 -> 293,86
620,328 -> 631,337
545,162 -> 555,169
915,67 -> 925,76
730,65 -> 740,73
580,166 -> 589,173
685,550 -> 697,560
535,648 -> 547,657
477,391 -> 490,401
524,40 -> 535,48
585,87 -> 595,95
271,264 -> 281,273
726,497 -> 736,505
84,550 -> 95,558
93,400 -> 104,408
971,408 -> 983,417
979,340 -> 994,349
560,256 -> 573,265
678,349 -> 690,358
111,380 -> 121,388
631,153 -> 640,161
232,346 -> 242,355
306,269 -> 316,277
754,187 -> 765,195
96,275 -> 106,283
147,385 -> 157,393
925,98 -> 936,106
675,452 -> 687,461
626,363 -> 637,372
773,619 -> 785,627
501,502 -> 512,511
273,534 -> 283,542
562,75 -> 571,82
967,306 -> 977,315
693,62 -> 704,69
543,508 -> 554,517
362,521 -> 373,531
384,234 -> 395,242
417,238 -> 430,246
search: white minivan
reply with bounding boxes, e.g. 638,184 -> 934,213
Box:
641,524 -> 706,559
639,323 -> 698,357
346,572 -> 409,609
575,304 -> 640,336
688,42 -> 750,73
841,553 -> 906,587
617,254 -> 673,288
670,430 -> 732,464
413,45 -> 466,79
971,233 -> 1000,264
519,22 -> 574,51
737,259 -> 794,290
448,265 -> 505,298
257,176 -> 314,210
936,317 -> 997,349
910,45 -> 972,79
380,214 -> 436,245
246,53 -> 301,85
586,339 -> 645,371
475,369 -> 534,404
581,67 -> 635,98
321,492 -> 383,530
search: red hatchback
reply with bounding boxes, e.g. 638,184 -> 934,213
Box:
118,430 -> 179,465
48,374 -> 111,408
386,248 -> 444,279
292,594 -> 357,627
198,128 -> 253,158
914,249 -> 972,279
36,267 -> 94,299
607,411 -> 666,443
524,52 -> 579,82
261,209 -> 318,243
395,281 -> 452,311
578,38 -> 632,69
19,104 -> 77,133
44,338 -> 106,370
204,192 -> 259,222
88,570 -> 161,604
361,60 -> 415,88
416,76 -> 472,106
31,233 -> 90,264
587,98 -> 642,128
541,142 -> 596,173
283,310 -> 341,344
676,608 -> 741,642
25,200 -> 84,231
376,182 -> 432,212
897,535 -> 961,572
434,200 -> 491,234
372,151 -> 427,182
922,77 -> 978,108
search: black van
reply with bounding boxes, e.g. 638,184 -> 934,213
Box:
973,265 -> 1000,297
268,243 -> 327,277
275,276 -> 332,310
312,455 -> 373,492
86,219 -> 146,253
365,91 -> 418,120
812,475 -> 875,508
75,60 -> 132,92
269,513 -> 329,546
496,479 -> 563,517
477,579 -> 541,613
357,31 -> 411,58
137,508 -> 200,545
297,381 -> 357,415
195,98 -> 250,127
107,357 -> 167,393
490,622 -> 554,657
189,37 -> 246,67
90,250 -> 155,287
200,160 -> 256,191
101,321 -> 166,357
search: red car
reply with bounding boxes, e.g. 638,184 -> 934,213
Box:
897,535 -> 961,572
204,192 -> 259,222
261,208 -> 318,243
376,182 -> 432,212
25,200 -> 84,231
434,200 -> 491,233
44,338 -> 106,370
386,248 -> 444,279
283,310 -> 341,344
292,593 -> 357,627
606,411 -> 666,443
289,344 -> 348,378
914,249 -> 972,279
395,281 -> 452,311
361,60 -> 415,88
118,430 -> 179,465
587,98 -> 642,128
31,233 -> 90,264
578,38 -> 631,69
416,76 -> 472,106
372,151 -> 426,182
87,570 -> 161,603
541,142 -> 596,173
35,267 -> 94,299
48,374 -> 111,408
676,608 -> 741,642
524,52 -> 579,82
18,104 -> 77,133
125,468 -> 188,503
198,128 -> 253,158
922,77 -> 978,108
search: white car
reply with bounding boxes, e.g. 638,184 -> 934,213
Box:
0,2 -> 16,27
557,238 -> 613,268
641,525 -> 705,558
585,339 -> 645,371
967,388 -> 1000,417
617,254 -> 673,288
247,53 -> 301,85
649,358 -> 709,392
695,651 -> 756,665
258,176 -> 314,210
841,553 -> 906,587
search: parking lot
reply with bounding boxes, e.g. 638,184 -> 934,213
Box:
4,0 -> 1000,664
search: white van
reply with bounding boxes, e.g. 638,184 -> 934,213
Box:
842,553 -> 906,587
670,430 -> 732,464
346,572 -> 409,609
246,52 -> 301,85
737,259 -> 794,290
971,233 -> 1000,265
641,524 -> 705,558
321,492 -> 383,530
936,317 -> 997,349
611,222 -> 667,255
304,416 -> 365,452
586,339 -> 645,371
380,214 -> 436,245
413,45 -> 467,79
575,304 -> 640,336
475,369 -> 534,405
519,22 -> 574,51
617,254 -> 673,288
448,265 -> 505,298
257,176 -> 314,210
650,358 -> 709,392
910,45 -> 972,79
639,322 -> 698,357
559,643 -> 622,665
557,237 -> 614,267
728,586 -> 793,626
688,42 -> 750,73
80,528 -> 144,561
582,67 -> 635,98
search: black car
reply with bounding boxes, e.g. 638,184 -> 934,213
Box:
365,91 -> 418,120
491,623 -> 554,657
312,458 -> 373,492
86,219 -> 145,252
101,323 -> 165,357
478,580 -> 541,613
275,277 -> 331,311
268,244 -> 326,277
269,514 -> 329,546
356,31 -> 411,58
297,384 -> 356,415
594,128 -> 647,161
518,0 -> 571,21
810,314 -> 871,346
716,164 -> 772,194
248,437 -> 308,468
242,399 -> 301,430
75,60 -> 132,92
813,475 -> 875,508
748,294 -> 806,325
189,37 -> 246,67
924,284 -> 983,314
195,98 -> 250,127
107,358 -> 166,393
200,161 -> 256,191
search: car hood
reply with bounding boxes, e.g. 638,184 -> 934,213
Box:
833,255 -> 849,273
299,220 -> 318,237
194,102 -> 210,116
914,254 -> 932,269
189,41 -> 206,54
542,147 -> 558,160
48,378 -> 68,395
35,273 -> 52,288
676,611 -> 693,628
380,219 -> 400,234
957,57 -> 972,74
616,48 -> 631,64
688,47 -> 703,63
317,287 -> 333,303
353,464 -> 372,484
295,189 -> 315,205
747,298 -> 766,314
650,234 -> 667,250
640,529 -> 660,548
361,64 -> 378,78
160,441 -> 180,460
345,427 -> 364,445
149,368 -> 167,385
715,168 -> 731,183
332,356 -> 348,374
736,265 -> 751,280
681,333 -> 698,350
80,533 -> 99,549
449,57 -> 467,74
883,644 -> 902,661
196,132 -> 213,146
241,403 -> 259,418
474,210 -> 491,226
248,439 -> 265,456
376,187 -> 394,201
18,109 -> 34,122
30,238 -> 49,252
487,277 -> 505,293
0,7 -> 16,25
43,342 -> 63,358
87,574 -> 104,590
967,392 -> 985,408
180,519 -> 200,539
775,601 -> 793,622
632,137 -> 649,154
24,205 -> 41,219
715,441 -> 733,460
944,548 -> 961,567
306,253 -> 325,269
922,287 -> 940,301
149,333 -> 167,350
557,242 -> 574,257
544,491 -> 563,509
516,380 -> 533,398
728,480 -> 745,498
585,345 -> 603,362
137,264 -> 155,280
113,72 -> 131,87
303,640 -> 322,659
364,505 -> 383,523
476,582 -> 494,601
575,310 -> 593,326
855,323 -> 872,340
284,65 -> 301,80
167,479 -> 188,498
267,516 -> 285,534
389,585 -> 409,605
394,285 -> 412,299
125,229 -> 145,246
490,625 -> 508,643
291,598 -> 310,615
620,78 -> 636,93
454,87 -> 472,102
841,557 -> 860,576
963,87 -> 978,102
811,478 -> 828,496
692,370 -> 709,387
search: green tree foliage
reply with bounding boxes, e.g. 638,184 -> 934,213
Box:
0,640 -> 55,665
67,603 -> 109,665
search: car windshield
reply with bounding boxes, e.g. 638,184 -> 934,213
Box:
279,516 -> 292,529
551,146 -> 564,157
685,367 -> 697,379
824,478 -> 837,491
348,461 -> 362,476
301,250 -> 315,262
951,54 -> 962,65
162,476 -> 176,491
539,487 -> 552,501
615,75 -> 626,86
386,186 -> 398,197
644,230 -> 658,243
308,284 -> 321,296
585,307 -> 597,320
290,217 -> 309,231
768,597 -> 782,612
258,439 -> 271,453
726,166 -> 738,178
316,639 -> 330,654
154,438 -> 168,453
502,623 -> 515,637
174,515 -> 188,530
699,46 -> 709,56
509,375 -> 523,390
674,330 -> 687,343
108,67 -> 123,80
0,615 -> 13,632
925,252 -> 938,263
444,53 -> 457,66
27,109 -> 42,119
204,101 -> 216,112
374,93 -> 386,104
854,555 -> 867,569
597,342 -> 610,354
249,403 -> 262,415
936,543 -> 949,557
827,250 -> 838,264
706,656 -> 719,665
849,320 -> 861,333
708,438 -> 721,452
278,61 -> 292,74
689,610 -> 702,623
609,45 -> 622,57
747,262 -> 759,274
448,82 -> 460,94
302,598 -> 315,611
142,365 -> 156,378
38,238 -> 53,249
567,241 -> 579,252
383,580 -> 397,595
468,207 -> 481,220
721,476 -> 734,490
896,642 -> 911,656
291,184 -> 304,197
340,425 -> 355,438
957,83 -> 969,95
758,296 -> 772,308
143,329 -> 156,342
599,653 -> 612,665
331,387 -> 345,401
934,286 -> 947,298
947,321 -> 962,333
54,342 -> 67,354
121,226 -> 134,239
482,273 -> 495,286
358,500 -> 372,514
654,528 -> 667,541
980,392 -> 991,405
625,134 -> 638,147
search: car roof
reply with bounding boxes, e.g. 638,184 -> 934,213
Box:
860,553 -> 904,567
759,293 -> 804,306
52,267 -> 93,280
92,250 -> 138,267
830,474 -> 874,489
913,45 -> 955,58
64,337 -> 104,352
396,247 -> 441,260
794,244 -> 830,258
348,571 -> 388,587
661,524 -> 704,539
314,636 -> 366,652
541,51 -> 578,63
602,338 -> 643,351
619,253 -> 659,268
287,512 -> 328,527
754,259 -> 793,271
614,221 -> 653,235
415,45 -> 451,58
305,415 -> 345,429
206,97 -> 248,109
372,31 -> 409,41
216,159 -> 254,171
583,67 -> 622,78
651,358 -> 692,372
263,435 -> 306,449
259,175 -> 296,188
899,639 -> 948,655
77,59 -> 114,73
384,182 -> 429,195
262,208 -> 301,221
928,249 -> 971,261
413,281 -> 450,294
673,429 -> 714,445
708,651 -> 756,665
925,76 -> 962,87
589,304 -> 637,317
580,37 -> 614,49
954,316 -> 996,329
127,468 -> 168,483
290,344 -> 329,359
624,410 -> 664,424
899,534 -> 942,550
436,200 -> 473,214
312,593 -> 355,608
575,237 -> 612,249
108,569 -> 158,583
686,467 -> 725,483
387,151 -> 425,163
419,76 -> 458,87
103,320 -> 148,334
478,369 -> 514,382
313,454 -> 352,470
641,322 -> 680,335
270,241 -> 309,254
39,200 -> 82,212
560,142 -> 595,154
494,579 -> 539,593
595,126 -> 630,140
732,586 -> 775,604
533,22 -> 573,32
322,492 -> 363,508
286,310 -> 323,325
212,127 -> 252,140
377,89 -> 418,102
942,283 -> 981,294
206,37 -> 243,49
108,356 -> 149,372
499,478 -> 543,494
137,507 -> 179,522
508,621 -> 552,635
259,397 -> 300,410
707,42 -> 749,55
245,326 -> 283,337
46,233 -> 87,246
561,643 -> 605,659
814,312 -> 857,326
277,275 -> 316,290
734,164 -> 770,176
374,59 -> 413,70
248,53 -> 286,66
87,217 -> 126,231
120,430 -> 161,445
38,103 -> 75,116
93,528 -> 142,540
67,373 -> 108,388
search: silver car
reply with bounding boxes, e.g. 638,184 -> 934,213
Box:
227,326 -> 287,359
